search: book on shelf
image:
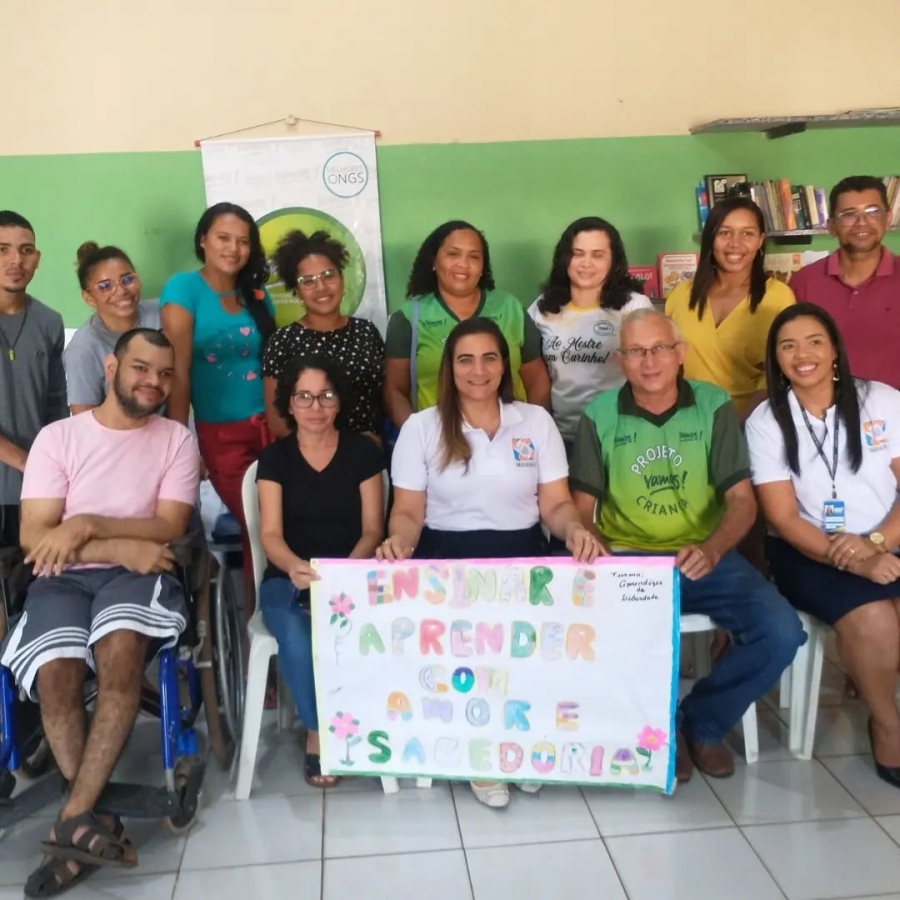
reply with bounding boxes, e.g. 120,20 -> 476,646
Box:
658,253 -> 699,297
696,183 -> 709,228
628,265 -> 660,299
704,174 -> 748,208
764,250 -> 828,283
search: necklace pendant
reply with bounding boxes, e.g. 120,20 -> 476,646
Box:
7,350 -> 13,362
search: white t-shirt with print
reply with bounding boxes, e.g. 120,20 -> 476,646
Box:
391,401 -> 568,532
528,292 -> 653,441
746,380 -> 900,535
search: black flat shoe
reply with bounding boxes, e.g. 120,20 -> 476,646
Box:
868,718 -> 900,789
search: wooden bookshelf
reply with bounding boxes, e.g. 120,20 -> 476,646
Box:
691,108 -> 900,140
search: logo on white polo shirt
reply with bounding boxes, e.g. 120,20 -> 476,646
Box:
511,438 -> 537,467
863,419 -> 888,450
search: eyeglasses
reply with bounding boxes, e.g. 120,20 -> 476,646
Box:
297,269 -> 339,290
618,343 -> 680,359
291,390 -> 339,408
94,274 -> 139,294
835,205 -> 887,223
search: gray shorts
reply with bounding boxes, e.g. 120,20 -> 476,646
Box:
0,567 -> 188,701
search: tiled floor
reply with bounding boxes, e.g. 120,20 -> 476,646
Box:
3,655 -> 900,899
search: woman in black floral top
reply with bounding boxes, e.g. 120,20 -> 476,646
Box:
263,230 -> 385,441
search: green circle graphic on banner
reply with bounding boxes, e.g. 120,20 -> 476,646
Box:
257,207 -> 367,328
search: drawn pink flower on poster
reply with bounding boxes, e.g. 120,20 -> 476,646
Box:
329,593 -> 355,619
635,726 -> 668,770
329,592 -> 355,665
329,711 -> 362,765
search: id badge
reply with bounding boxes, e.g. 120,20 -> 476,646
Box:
823,499 -> 846,533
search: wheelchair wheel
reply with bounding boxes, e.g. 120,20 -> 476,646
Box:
211,562 -> 245,744
161,756 -> 205,836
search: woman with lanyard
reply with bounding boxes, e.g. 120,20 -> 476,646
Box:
378,316 -> 600,808
529,216 -> 652,455
161,203 -> 277,604
383,220 -> 549,428
262,229 -> 384,443
64,241 -> 160,413
746,303 -> 900,788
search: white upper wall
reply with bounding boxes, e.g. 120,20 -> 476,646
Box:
7,0 -> 900,155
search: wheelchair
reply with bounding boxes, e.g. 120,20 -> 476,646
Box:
0,530 -> 246,836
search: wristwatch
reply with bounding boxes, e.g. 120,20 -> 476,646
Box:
868,532 -> 887,551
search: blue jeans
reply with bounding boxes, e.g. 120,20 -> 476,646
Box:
259,577 -> 318,731
678,550 -> 806,743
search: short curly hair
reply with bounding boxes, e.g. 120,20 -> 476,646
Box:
406,220 -> 495,298
274,354 -> 352,432
273,229 -> 350,291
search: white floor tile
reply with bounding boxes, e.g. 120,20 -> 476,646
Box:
707,759 -> 864,826
0,816 -> 57,887
606,827 -> 783,900
583,774 -> 732,837
63,873 -> 177,900
174,861 -> 321,899
452,784 -> 598,849
181,793 -> 322,870
810,704 -> 871,757
324,787 -> 460,858
324,850 -> 471,900
878,814 -> 900,846
729,707 -> 796,763
467,839 -> 626,900
821,756 -> 900,817
743,818 -> 900,900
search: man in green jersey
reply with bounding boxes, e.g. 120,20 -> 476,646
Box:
570,308 -> 804,782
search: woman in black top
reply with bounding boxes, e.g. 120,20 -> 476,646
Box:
263,230 -> 385,442
257,354 -> 384,786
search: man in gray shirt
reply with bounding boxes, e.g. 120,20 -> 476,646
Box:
0,211 -> 67,546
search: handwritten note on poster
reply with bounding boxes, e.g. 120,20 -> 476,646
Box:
311,556 -> 679,794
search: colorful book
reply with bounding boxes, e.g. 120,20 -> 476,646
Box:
628,265 -> 660,300
657,253 -> 699,297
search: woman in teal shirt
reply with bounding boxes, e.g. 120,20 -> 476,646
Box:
161,202 -> 276,592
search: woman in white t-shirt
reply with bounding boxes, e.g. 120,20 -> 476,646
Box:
378,316 -> 599,809
528,217 -> 653,450
746,303 -> 900,789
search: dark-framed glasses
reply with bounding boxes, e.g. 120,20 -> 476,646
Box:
291,390 -> 339,409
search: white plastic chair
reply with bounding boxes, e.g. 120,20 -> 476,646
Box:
235,463 -> 414,798
777,612 -> 826,760
682,614 -> 759,762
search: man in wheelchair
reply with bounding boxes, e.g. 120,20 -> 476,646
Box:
0,327 -> 199,895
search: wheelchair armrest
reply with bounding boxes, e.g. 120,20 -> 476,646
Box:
169,530 -> 206,569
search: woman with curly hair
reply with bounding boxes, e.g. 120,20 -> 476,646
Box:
262,229 -> 384,443
257,354 -> 384,786
383,220 -> 549,427
529,217 -> 652,450
160,202 -> 277,567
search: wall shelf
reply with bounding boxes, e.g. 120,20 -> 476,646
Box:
692,225 -> 900,247
691,108 -> 900,140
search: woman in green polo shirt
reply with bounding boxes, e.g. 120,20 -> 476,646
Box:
383,220 -> 550,427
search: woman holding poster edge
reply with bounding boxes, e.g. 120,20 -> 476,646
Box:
383,221 -> 550,428
746,304 -> 900,788
257,353 -> 385,787
378,317 -> 600,809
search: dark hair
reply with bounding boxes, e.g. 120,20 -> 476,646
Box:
113,327 -> 173,360
538,217 -> 643,315
76,241 -> 136,290
828,176 -> 889,216
437,317 -> 513,471
0,211 -> 34,235
273,229 -> 349,291
407,220 -> 496,298
764,303 -> 863,475
194,203 -> 276,346
273,354 -> 351,432
690,197 -> 767,319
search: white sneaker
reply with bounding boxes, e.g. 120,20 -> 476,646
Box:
515,782 -> 542,794
470,781 -> 510,808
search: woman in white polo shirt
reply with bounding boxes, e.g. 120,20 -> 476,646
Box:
746,303 -> 900,790
379,316 -> 599,809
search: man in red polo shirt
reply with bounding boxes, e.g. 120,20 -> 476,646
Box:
790,175 -> 900,387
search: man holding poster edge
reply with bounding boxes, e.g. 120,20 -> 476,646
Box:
570,308 -> 805,782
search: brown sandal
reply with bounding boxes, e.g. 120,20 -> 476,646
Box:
41,812 -> 138,869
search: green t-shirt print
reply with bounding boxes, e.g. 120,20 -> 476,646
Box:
570,379 -> 751,552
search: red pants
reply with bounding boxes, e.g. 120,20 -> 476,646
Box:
196,414 -> 272,602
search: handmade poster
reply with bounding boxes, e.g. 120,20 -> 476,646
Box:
311,556 -> 679,794
200,133 -> 387,332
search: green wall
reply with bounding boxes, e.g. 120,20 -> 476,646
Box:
2,127 -> 899,326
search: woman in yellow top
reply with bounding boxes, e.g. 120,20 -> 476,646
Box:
666,197 -> 795,420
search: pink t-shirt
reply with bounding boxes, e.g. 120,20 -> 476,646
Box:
22,412 -> 200,521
